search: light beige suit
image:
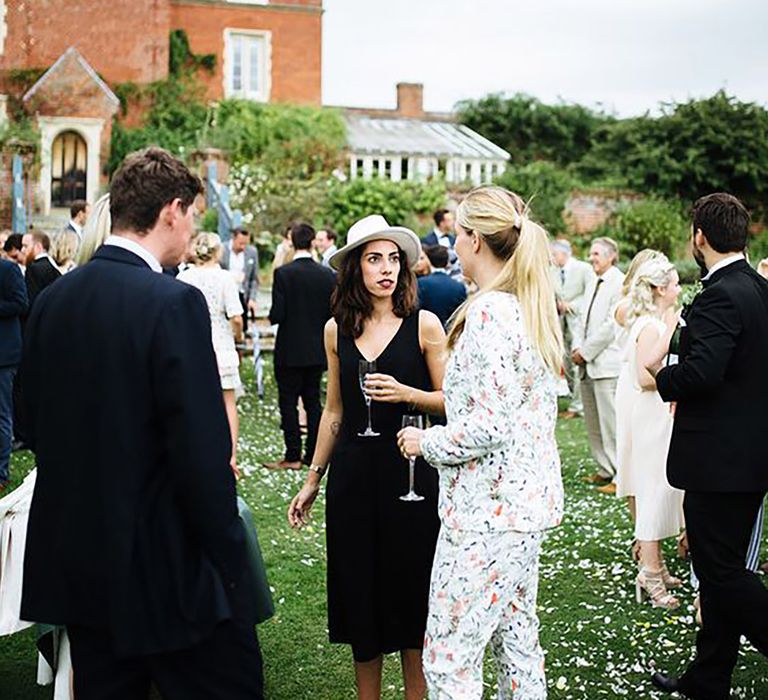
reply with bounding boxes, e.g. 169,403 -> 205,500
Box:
571,264 -> 624,478
551,258 -> 594,413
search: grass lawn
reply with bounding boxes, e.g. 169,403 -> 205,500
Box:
1,361 -> 766,699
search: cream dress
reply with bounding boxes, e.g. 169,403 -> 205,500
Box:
614,305 -> 636,498
625,315 -> 685,541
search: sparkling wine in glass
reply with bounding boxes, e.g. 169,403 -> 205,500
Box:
358,360 -> 380,437
399,415 -> 424,502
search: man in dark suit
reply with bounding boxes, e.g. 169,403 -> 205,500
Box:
0,258 -> 26,487
21,147 -> 264,699
21,231 -> 61,309
417,244 -> 467,329
649,193 -> 768,700
265,222 -> 335,471
221,227 -> 259,333
422,208 -> 456,248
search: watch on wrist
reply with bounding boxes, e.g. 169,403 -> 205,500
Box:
309,464 -> 326,476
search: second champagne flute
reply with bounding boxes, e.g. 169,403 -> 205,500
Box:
399,415 -> 424,501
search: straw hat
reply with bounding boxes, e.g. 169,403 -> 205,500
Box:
328,215 -> 421,271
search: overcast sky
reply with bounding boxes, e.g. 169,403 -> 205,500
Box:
322,0 -> 768,116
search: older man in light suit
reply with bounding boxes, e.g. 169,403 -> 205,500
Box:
551,239 -> 594,418
571,237 -> 623,493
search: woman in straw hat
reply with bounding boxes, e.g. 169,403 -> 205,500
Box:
398,186 -> 565,699
289,214 -> 446,699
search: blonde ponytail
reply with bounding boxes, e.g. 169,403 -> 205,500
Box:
447,186 -> 563,375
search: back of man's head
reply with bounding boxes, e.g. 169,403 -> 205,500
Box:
291,222 -> 316,251
693,193 -> 750,253
31,231 -> 51,252
3,233 -> 22,253
110,147 -> 202,235
70,200 -> 88,220
424,244 -> 449,270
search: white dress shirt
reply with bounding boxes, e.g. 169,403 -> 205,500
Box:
103,235 -> 162,273
702,253 -> 745,281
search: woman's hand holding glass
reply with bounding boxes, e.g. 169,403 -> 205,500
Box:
397,426 -> 424,459
364,373 -> 412,404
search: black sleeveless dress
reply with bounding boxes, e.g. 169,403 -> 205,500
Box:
326,311 -> 440,662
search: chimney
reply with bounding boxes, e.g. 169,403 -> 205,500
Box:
396,82 -> 424,118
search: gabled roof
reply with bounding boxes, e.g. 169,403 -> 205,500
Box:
23,46 -> 120,107
344,114 -> 510,161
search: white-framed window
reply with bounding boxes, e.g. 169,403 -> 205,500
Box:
223,29 -> 271,101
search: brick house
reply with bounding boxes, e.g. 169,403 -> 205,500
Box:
0,0 -> 322,220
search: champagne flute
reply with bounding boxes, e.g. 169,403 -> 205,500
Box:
399,415 -> 424,502
358,360 -> 380,437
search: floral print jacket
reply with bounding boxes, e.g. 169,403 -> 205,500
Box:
421,291 -> 564,533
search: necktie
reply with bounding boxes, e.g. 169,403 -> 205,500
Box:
560,268 -> 566,287
584,277 -> 604,335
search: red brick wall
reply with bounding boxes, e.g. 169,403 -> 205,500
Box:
1,0 -> 170,84
171,2 -> 322,105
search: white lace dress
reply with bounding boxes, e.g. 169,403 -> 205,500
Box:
178,265 -> 244,392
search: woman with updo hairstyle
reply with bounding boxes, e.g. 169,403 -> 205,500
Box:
398,186 -> 564,699
622,255 -> 685,609
178,232 -> 244,477
614,249 -> 666,539
50,230 -> 80,273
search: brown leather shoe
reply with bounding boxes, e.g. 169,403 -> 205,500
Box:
596,482 -> 617,495
262,460 -> 302,471
558,410 -> 579,419
582,473 -> 612,485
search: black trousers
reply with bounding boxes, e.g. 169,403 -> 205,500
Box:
274,364 -> 323,463
67,620 -> 264,700
680,491 -> 768,700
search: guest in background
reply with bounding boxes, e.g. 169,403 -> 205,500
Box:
289,214 -> 445,700
76,194 -> 111,265
3,234 -> 25,269
550,238 -> 594,419
22,232 -> 60,311
64,200 -> 89,241
0,256 -> 27,488
622,256 -> 684,609
571,237 -> 623,493
398,186 -> 564,699
221,228 -> 259,334
417,244 -> 467,329
414,245 -> 431,277
272,224 -> 294,274
178,232 -> 244,478
423,208 -> 455,248
614,249 -> 666,533
314,227 -> 338,268
265,222 -> 335,471
0,230 -> 10,259
50,231 -> 80,274
758,257 -> 768,279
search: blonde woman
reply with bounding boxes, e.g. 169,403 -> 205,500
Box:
76,193 -> 111,265
614,249 -> 666,528
624,256 -> 684,609
398,186 -> 564,699
50,230 -> 80,273
178,233 -> 244,477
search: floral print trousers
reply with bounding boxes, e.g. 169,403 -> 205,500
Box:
423,527 -> 546,699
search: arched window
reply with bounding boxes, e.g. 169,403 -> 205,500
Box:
51,131 -> 87,207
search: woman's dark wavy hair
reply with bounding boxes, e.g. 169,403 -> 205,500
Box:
331,243 -> 418,339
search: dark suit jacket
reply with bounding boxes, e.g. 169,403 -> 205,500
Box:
0,260 -> 27,367
422,231 -> 456,248
657,259 -> 768,492
269,256 -> 335,367
25,256 -> 60,311
417,271 -> 467,328
21,245 -> 251,657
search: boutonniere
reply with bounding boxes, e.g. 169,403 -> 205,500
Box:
668,281 -> 702,356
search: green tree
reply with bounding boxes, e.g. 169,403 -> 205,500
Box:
457,93 -> 612,167
494,161 -> 578,235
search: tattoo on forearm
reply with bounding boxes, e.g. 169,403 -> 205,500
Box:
330,421 -> 342,437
